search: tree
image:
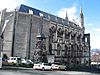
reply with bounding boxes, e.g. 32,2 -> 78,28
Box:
3,54 -> 8,61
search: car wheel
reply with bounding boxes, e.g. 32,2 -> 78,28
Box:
51,68 -> 52,71
64,68 -> 67,71
42,67 -> 45,71
59,67 -> 61,70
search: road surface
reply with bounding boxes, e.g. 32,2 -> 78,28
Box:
0,69 -> 100,75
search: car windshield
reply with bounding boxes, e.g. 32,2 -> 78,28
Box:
44,63 -> 51,66
17,58 -> 21,60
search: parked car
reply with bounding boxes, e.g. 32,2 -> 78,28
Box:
21,59 -> 33,64
51,63 -> 66,70
21,59 -> 27,64
7,57 -> 21,65
33,63 -> 52,70
27,59 -> 33,64
21,59 -> 33,68
2,59 -> 9,66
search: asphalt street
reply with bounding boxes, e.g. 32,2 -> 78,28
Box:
0,68 -> 100,75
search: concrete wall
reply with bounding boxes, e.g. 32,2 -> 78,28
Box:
3,12 -> 15,57
13,12 -> 31,58
30,15 -> 41,59
13,12 -> 51,59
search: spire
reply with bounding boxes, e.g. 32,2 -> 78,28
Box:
80,7 -> 83,14
80,7 -> 84,28
65,10 -> 68,21
80,7 -> 83,18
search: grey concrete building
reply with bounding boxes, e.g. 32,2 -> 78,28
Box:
0,4 -> 90,66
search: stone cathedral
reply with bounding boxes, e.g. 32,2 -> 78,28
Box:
0,4 -> 90,66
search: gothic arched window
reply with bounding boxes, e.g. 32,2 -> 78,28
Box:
77,34 -> 81,41
64,45 -> 68,55
65,31 -> 70,39
57,44 -> 61,55
49,26 -> 56,33
71,32 -> 76,40
57,28 -> 63,37
65,45 -> 68,51
49,44 -> 52,54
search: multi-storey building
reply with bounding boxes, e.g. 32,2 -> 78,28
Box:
0,4 -> 90,66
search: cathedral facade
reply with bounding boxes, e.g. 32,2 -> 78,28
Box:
0,4 -> 90,66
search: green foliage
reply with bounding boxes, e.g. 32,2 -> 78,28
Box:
3,54 -> 8,60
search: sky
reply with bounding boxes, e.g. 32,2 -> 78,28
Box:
0,0 -> 100,49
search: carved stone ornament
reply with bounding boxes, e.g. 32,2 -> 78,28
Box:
57,28 -> 63,35
57,44 -> 61,50
49,26 -> 56,33
71,31 -> 76,37
65,29 -> 68,35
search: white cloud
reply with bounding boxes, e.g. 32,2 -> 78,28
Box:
87,28 -> 100,49
57,6 -> 78,21
94,28 -> 100,32
0,0 -> 26,11
85,29 -> 92,33
91,35 -> 100,49
87,23 -> 93,26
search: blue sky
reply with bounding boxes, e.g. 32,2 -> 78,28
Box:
0,0 -> 100,49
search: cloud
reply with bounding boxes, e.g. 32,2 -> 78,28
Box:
94,28 -> 100,32
85,29 -> 92,33
57,5 -> 78,21
0,0 -> 26,11
91,35 -> 100,49
87,23 -> 93,26
88,28 -> 100,49
91,40 -> 100,49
